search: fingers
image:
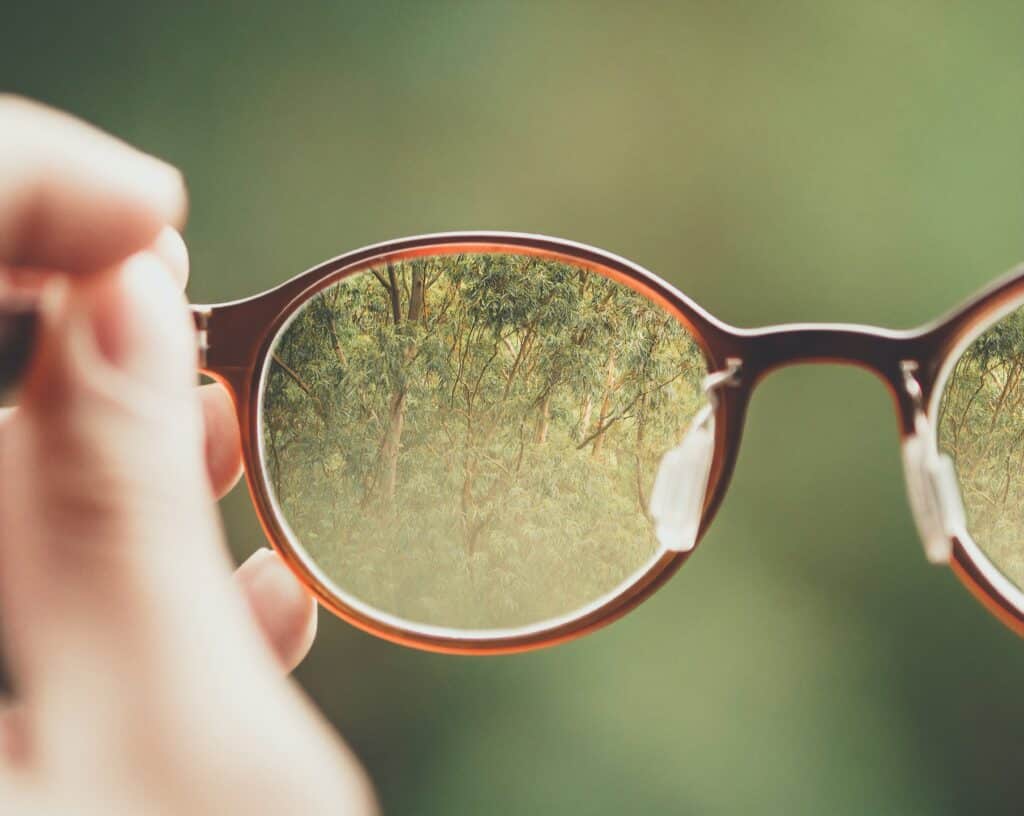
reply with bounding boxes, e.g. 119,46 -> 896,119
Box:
151,224 -> 189,290
235,549 -> 317,672
0,581 -> 313,778
201,383 -> 244,498
0,249 -> 271,725
0,551 -> 316,768
0,383 -> 242,499
0,227 -> 232,501
0,95 -> 186,272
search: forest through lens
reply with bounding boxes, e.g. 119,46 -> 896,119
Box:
938,305 -> 1024,588
259,251 -> 708,630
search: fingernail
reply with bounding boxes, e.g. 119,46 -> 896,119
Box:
87,252 -> 191,386
152,227 -> 189,289
244,549 -> 301,595
237,547 -> 275,581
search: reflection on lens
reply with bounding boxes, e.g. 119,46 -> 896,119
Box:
259,251 -> 708,630
938,305 -> 1024,586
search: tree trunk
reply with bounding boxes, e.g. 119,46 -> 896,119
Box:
408,267 -> 426,322
577,393 -> 593,442
381,389 -> 406,502
535,392 -> 551,444
376,262 -> 422,504
386,263 -> 402,325
591,354 -> 617,458
634,391 -> 649,514
968,361 -> 1021,482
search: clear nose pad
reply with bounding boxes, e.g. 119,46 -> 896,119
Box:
899,362 -> 967,564
649,403 -> 716,553
902,432 -> 966,564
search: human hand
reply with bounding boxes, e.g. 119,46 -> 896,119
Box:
0,96 -> 376,814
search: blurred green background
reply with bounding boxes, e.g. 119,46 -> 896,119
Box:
6,2 -> 1024,812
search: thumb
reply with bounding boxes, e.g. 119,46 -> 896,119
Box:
0,254 -> 264,709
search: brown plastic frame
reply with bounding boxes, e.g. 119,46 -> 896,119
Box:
4,231 -> 1023,653
180,231 -> 1024,653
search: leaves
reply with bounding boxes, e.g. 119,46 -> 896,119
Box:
938,309 -> 1024,584
262,253 -> 708,628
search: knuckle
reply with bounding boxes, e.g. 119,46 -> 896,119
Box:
33,389 -> 205,517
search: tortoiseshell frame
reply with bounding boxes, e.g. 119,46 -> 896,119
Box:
3,232 -> 1023,653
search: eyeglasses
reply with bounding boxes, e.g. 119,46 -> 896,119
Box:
4,232 -> 1024,653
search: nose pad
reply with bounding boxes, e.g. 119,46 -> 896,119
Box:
901,423 -> 967,565
649,403 -> 716,553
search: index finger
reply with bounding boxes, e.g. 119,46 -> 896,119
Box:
0,95 -> 187,273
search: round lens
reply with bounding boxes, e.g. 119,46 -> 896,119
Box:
937,304 -> 1024,586
258,250 -> 709,633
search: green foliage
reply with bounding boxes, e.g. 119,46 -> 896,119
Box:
262,253 -> 707,628
938,307 -> 1024,584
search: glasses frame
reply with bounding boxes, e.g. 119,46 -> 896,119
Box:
4,232 -> 1024,650
183,231 -> 1024,653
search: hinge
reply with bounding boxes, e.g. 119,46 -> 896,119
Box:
192,306 -> 212,368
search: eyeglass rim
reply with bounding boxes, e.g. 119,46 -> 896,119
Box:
196,231 -> 1024,652
926,279 -> 1024,636
200,232 -> 740,653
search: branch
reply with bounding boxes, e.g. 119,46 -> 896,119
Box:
271,353 -> 313,397
271,354 -> 327,419
574,370 -> 686,451
576,411 -> 634,449
386,263 -> 402,324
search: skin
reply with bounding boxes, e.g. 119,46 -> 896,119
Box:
0,96 -> 378,814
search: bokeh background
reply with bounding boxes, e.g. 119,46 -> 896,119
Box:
5,2 -> 1024,813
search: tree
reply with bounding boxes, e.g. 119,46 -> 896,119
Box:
263,252 -> 708,628
938,307 -> 1024,585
